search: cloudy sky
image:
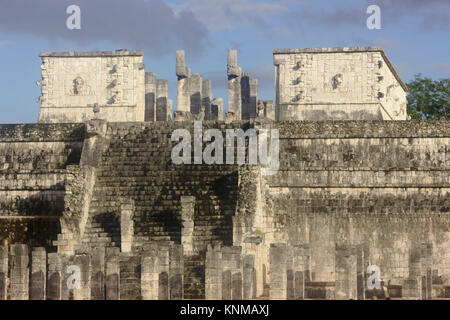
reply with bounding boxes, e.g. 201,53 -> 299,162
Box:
0,0 -> 449,123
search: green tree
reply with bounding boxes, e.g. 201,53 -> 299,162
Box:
406,75 -> 449,120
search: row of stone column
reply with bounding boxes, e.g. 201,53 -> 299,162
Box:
145,73 -> 172,122
176,50 -> 223,120
227,50 -> 274,121
0,243 -> 184,300
205,244 -> 257,300
269,242 -> 439,300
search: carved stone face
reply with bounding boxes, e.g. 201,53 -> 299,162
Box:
332,73 -> 343,90
73,76 -> 84,94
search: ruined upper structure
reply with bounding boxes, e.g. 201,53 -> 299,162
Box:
37,47 -> 407,123
38,50 -> 146,123
273,47 -> 408,120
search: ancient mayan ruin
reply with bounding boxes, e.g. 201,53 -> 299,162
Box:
0,46 -> 449,300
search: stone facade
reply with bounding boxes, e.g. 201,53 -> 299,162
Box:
273,47 -> 408,121
37,50 -> 146,123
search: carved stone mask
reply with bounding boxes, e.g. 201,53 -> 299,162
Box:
73,77 -> 84,94
332,74 -> 343,90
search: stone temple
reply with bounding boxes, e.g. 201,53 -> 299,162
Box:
0,47 -> 448,300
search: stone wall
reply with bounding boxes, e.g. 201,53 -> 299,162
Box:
273,47 -> 408,121
37,50 -> 145,123
0,119 -> 448,299
0,123 -> 85,248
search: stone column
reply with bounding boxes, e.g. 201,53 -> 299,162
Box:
243,254 -> 256,299
403,245 -> 422,299
105,247 -> 120,300
222,246 -> 242,300
176,50 -> 190,112
167,99 -> 173,120
73,247 -> 91,300
169,244 -> 184,300
262,100 -> 275,120
189,73 -> 202,115
356,244 -> 365,300
47,253 -> 62,300
158,244 -> 171,300
145,72 -> 156,122
181,196 -> 195,256
30,247 -> 46,300
156,79 -> 169,121
90,246 -> 105,300
270,243 -> 287,300
227,50 -> 242,120
141,253 -> 159,300
211,98 -> 224,120
202,79 -> 212,120
0,246 -> 8,300
121,198 -> 135,253
335,244 -> 357,300
241,73 -> 250,120
9,244 -> 29,300
205,244 -> 222,300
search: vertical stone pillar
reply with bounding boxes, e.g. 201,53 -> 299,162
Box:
243,254 -> 256,300
270,243 -> 287,300
0,246 -> 8,300
158,244 -> 170,300
249,79 -> 258,119
292,244 -> 310,300
227,50 -> 242,120
262,100 -> 275,120
156,79 -> 169,121
335,244 -> 357,300
9,244 -> 29,300
181,196 -> 195,256
176,50 -> 190,112
221,246 -> 242,300
141,253 -> 159,300
169,244 -> 184,300
202,79 -> 212,120
121,198 -> 135,253
47,253 -> 62,300
356,244 -> 365,300
167,99 -> 173,120
403,245 -> 422,299
421,243 -> 432,300
30,247 -> 46,300
211,98 -> 224,120
189,73 -> 202,115
105,247 -> 120,300
145,72 -> 156,122
205,244 -> 222,300
73,247 -> 91,300
90,247 -> 105,300
241,75 -> 258,120
241,73 -> 250,120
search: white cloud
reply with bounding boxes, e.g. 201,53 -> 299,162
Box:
171,0 -> 287,31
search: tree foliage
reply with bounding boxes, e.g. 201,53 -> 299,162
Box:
406,74 -> 449,120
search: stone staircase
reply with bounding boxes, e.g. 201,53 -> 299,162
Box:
81,212 -> 121,249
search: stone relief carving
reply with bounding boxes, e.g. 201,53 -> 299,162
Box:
332,73 -> 343,90
69,76 -> 92,96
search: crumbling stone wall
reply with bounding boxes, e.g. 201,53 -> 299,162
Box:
0,124 -> 85,248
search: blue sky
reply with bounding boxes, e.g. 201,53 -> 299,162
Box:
0,0 -> 449,123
